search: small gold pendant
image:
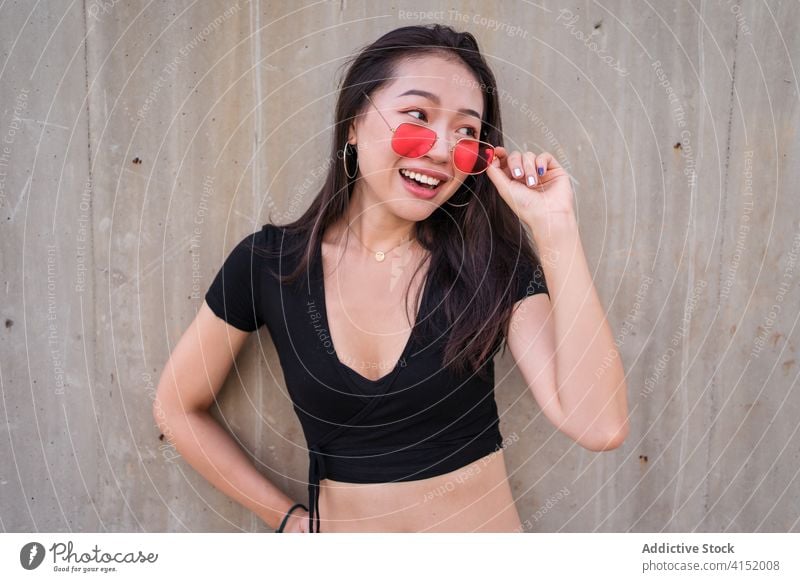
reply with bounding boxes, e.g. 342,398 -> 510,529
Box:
375,251 -> 385,262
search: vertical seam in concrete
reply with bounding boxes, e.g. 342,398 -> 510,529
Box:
81,0 -> 99,531
672,0 -> 709,528
702,1 -> 741,526
81,0 -> 96,332
250,0 -> 265,532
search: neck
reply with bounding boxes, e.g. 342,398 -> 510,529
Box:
343,189 -> 416,254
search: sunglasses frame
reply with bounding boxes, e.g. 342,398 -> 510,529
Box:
361,91 -> 495,176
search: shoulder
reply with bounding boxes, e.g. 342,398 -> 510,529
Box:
211,224 -> 287,278
246,222 -> 308,277
234,223 -> 290,254
255,222 -> 280,245
260,222 -> 299,246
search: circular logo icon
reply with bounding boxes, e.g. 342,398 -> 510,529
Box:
20,542 -> 46,570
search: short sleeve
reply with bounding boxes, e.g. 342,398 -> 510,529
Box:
512,254 -> 549,302
204,230 -> 266,332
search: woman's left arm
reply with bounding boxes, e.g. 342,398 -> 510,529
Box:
487,148 -> 629,452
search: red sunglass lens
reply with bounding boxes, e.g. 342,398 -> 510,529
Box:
392,123 -> 436,158
454,140 -> 495,174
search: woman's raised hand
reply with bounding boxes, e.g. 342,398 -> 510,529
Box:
485,147 -> 575,228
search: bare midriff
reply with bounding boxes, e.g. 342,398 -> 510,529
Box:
316,448 -> 522,532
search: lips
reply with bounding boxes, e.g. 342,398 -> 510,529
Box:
399,166 -> 452,183
398,170 -> 439,190
398,169 -> 444,199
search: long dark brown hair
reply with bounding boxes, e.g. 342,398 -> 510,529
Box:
263,23 -> 545,381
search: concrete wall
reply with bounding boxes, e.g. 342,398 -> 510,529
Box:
1,0 -> 797,532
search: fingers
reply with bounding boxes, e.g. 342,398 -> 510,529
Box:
502,149 -> 539,188
486,154 -> 512,189
535,152 -> 558,175
490,148 -> 557,189
506,150 -> 525,181
522,152 -> 538,187
489,147 -> 516,182
491,147 -> 510,173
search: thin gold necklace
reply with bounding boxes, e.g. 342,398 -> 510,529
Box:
346,223 -> 416,262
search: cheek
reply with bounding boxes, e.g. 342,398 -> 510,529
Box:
359,142 -> 399,172
361,134 -> 395,160
355,152 -> 392,181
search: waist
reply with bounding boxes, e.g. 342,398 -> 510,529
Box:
306,429 -> 505,532
319,447 -> 518,532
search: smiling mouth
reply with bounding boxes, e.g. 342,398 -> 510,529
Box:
398,168 -> 445,189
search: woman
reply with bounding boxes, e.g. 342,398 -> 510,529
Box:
153,24 -> 629,533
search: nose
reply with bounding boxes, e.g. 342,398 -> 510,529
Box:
423,124 -> 455,165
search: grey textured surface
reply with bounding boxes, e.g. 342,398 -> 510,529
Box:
1,1 -> 797,532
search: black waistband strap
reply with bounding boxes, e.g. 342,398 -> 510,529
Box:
308,444 -> 325,533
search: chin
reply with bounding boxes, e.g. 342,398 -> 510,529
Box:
387,197 -> 442,220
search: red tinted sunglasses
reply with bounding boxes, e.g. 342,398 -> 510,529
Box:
363,92 -> 495,175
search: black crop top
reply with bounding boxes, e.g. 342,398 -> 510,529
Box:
204,223 -> 548,532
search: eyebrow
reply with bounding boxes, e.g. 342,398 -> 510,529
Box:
396,89 -> 482,120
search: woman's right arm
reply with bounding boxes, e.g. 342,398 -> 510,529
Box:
152,300 -> 308,532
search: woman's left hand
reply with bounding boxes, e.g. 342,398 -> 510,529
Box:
485,147 -> 575,227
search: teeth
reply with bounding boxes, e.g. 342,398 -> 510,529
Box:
400,169 -> 441,187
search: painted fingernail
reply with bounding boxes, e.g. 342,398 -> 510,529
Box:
537,166 -> 544,176
513,167 -> 523,178
527,175 -> 536,187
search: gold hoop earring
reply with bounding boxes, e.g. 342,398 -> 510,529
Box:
342,142 -> 358,179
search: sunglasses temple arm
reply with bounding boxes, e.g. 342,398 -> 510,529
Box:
363,92 -> 395,132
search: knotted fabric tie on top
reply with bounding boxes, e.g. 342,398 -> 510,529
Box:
307,444 -> 326,533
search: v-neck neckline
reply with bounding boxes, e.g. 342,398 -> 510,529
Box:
313,229 -> 429,386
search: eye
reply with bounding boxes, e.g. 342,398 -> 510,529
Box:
404,109 -> 479,138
